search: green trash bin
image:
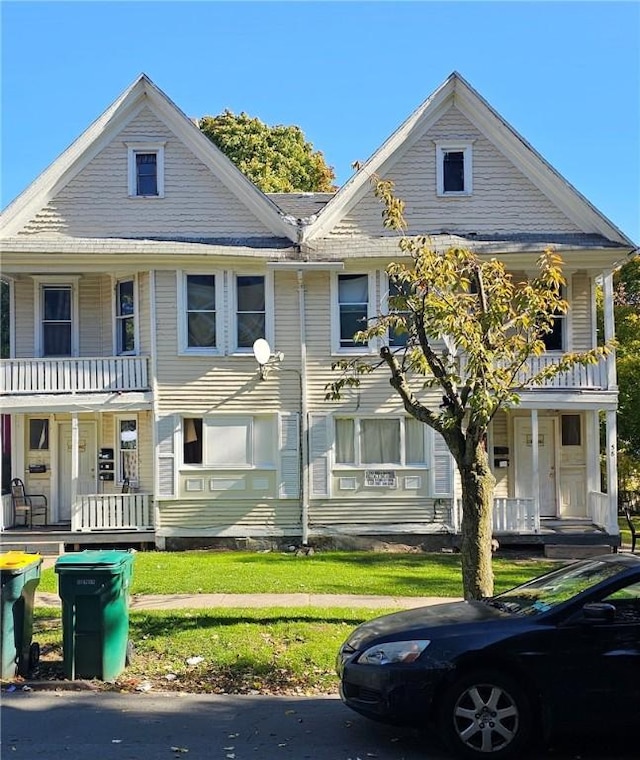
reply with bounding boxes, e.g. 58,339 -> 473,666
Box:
55,550 -> 134,681
0,551 -> 42,680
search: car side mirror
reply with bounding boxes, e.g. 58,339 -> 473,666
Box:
582,602 -> 616,623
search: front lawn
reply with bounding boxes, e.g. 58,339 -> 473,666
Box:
37,550 -> 556,598
33,606 -> 385,694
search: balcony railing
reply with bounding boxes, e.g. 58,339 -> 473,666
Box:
1,357 -> 149,395
458,354 -> 609,390
72,493 -> 154,532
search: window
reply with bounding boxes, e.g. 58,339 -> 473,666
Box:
183,418 -> 203,464
236,275 -> 265,350
436,142 -> 473,196
29,419 -> 49,451
387,277 -> 411,347
126,142 -> 165,198
117,418 -> 138,484
181,415 -> 275,468
337,274 -> 369,349
561,415 -> 581,447
335,417 -> 426,467
42,285 -> 72,356
116,279 -> 135,354
185,275 -> 217,350
542,286 -> 567,352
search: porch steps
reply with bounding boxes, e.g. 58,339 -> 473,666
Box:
0,539 -> 66,556
1,527 -> 156,555
544,544 -> 613,560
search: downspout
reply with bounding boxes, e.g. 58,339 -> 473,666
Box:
149,270 -> 162,548
298,267 -> 310,545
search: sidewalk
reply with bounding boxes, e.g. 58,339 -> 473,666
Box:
35,591 -> 461,610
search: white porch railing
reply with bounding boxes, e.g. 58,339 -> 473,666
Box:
72,493 -> 154,532
458,354 -> 609,390
589,491 -> 618,534
492,497 -> 539,533
0,356 -> 149,395
1,493 -> 13,531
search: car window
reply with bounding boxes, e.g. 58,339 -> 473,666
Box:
602,580 -> 640,601
491,560 -> 628,616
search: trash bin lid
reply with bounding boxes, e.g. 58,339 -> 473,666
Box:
0,551 -> 42,573
55,550 -> 133,573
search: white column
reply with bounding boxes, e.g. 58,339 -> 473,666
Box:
606,409 -> 619,535
603,271 -> 617,390
70,413 -> 80,530
531,409 -> 540,530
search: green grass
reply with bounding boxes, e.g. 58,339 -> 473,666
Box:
34,606 -> 389,693
37,551 -> 555,598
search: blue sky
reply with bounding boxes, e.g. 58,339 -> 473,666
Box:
2,1 -> 639,241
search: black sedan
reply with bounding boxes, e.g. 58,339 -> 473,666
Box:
337,554 -> 640,759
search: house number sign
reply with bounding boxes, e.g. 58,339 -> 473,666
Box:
365,470 -> 397,488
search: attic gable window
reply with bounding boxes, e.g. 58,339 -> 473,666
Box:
126,142 -> 165,198
435,141 -> 473,196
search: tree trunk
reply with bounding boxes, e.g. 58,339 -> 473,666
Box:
458,442 -> 496,600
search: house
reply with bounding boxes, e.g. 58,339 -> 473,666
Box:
1,73 -> 634,552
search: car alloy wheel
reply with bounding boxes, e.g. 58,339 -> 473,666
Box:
440,671 -> 532,758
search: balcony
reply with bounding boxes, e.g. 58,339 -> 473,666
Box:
1,356 -> 150,395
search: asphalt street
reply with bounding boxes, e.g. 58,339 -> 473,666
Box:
1,690 -> 635,760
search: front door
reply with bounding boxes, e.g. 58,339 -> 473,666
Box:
514,417 -> 558,517
58,422 -> 96,520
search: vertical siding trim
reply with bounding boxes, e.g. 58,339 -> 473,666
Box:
156,414 -> 177,498
432,430 -> 453,497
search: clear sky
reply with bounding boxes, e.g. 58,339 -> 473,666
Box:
2,0 -> 639,241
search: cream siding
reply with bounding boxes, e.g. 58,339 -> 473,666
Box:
78,275 -> 102,356
157,499 -> 301,534
14,279 -> 35,358
330,106 -> 584,237
491,411 -> 510,498
20,108 -> 274,239
309,499 -> 451,529
570,272 -> 592,351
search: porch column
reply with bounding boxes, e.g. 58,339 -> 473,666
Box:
603,271 -> 617,390
70,413 -> 80,530
531,409 -> 540,530
606,409 -> 619,535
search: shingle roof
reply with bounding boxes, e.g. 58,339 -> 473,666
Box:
266,193 -> 335,219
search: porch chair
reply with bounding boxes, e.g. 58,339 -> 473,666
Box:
10,478 -> 48,529
623,508 -> 637,554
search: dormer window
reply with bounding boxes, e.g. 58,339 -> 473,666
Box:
435,141 -> 473,196
126,142 -> 165,197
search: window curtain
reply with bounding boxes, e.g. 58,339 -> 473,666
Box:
361,419 -> 400,464
335,418 -> 355,464
405,418 -> 425,464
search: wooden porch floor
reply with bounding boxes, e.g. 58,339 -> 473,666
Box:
0,524 -> 156,555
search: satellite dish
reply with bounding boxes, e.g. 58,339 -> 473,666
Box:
252,338 -> 271,366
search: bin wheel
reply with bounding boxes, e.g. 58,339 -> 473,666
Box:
29,642 -> 40,671
125,640 -> 134,666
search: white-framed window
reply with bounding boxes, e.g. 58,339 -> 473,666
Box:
29,419 -> 49,451
542,284 -> 568,352
126,142 -> 165,198
116,416 -> 138,485
332,272 -> 374,353
334,416 -> 427,467
179,273 -> 220,353
385,275 -> 412,348
233,274 -> 272,353
34,278 -> 79,357
435,141 -> 473,196
115,278 -> 136,355
181,414 -> 276,468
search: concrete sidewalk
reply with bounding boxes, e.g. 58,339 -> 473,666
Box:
35,591 -> 461,610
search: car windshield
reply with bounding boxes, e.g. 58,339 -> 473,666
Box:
487,559 -> 625,616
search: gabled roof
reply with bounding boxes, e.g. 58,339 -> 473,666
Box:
303,72 -> 634,248
0,74 -> 298,241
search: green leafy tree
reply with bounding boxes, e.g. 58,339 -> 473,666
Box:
199,110 -> 336,193
326,179 -> 612,599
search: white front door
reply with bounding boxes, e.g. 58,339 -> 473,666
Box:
58,422 -> 97,520
514,417 -> 558,517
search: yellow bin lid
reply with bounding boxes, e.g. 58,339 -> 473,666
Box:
0,550 -> 42,570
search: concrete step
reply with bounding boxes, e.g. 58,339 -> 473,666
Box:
544,544 -> 613,560
0,539 -> 65,556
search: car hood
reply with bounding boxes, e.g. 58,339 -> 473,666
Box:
346,600 -> 505,649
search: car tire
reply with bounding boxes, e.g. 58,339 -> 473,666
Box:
438,670 -> 533,759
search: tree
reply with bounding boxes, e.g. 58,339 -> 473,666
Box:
326,179 -> 611,599
199,110 -> 336,193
